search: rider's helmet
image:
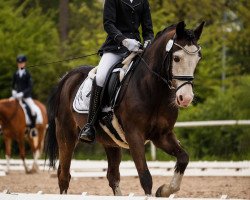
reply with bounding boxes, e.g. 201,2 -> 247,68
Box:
16,55 -> 27,63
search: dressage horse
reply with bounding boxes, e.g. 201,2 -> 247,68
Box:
0,98 -> 47,173
45,21 -> 204,196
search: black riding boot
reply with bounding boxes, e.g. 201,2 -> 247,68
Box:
30,114 -> 37,137
79,79 -> 103,142
30,114 -> 37,129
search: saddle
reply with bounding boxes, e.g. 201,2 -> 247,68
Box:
73,53 -> 142,148
18,100 -> 43,129
21,100 -> 34,127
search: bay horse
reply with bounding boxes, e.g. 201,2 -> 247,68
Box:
0,98 -> 47,173
45,21 -> 205,197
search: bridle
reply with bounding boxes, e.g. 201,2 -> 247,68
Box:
140,34 -> 201,91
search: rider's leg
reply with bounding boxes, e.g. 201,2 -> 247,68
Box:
23,98 -> 37,134
79,52 -> 123,142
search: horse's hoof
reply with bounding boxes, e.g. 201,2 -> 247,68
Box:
155,185 -> 164,197
156,184 -> 174,197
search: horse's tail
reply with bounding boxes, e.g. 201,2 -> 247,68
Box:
45,66 -> 92,168
44,83 -> 61,168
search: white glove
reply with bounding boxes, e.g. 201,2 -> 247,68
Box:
12,90 -> 17,97
122,39 -> 141,52
15,92 -> 24,99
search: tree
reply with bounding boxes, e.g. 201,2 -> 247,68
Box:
0,1 -> 60,102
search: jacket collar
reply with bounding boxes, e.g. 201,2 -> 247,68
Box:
121,0 -> 142,9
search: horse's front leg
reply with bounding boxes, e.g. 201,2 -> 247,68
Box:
153,131 -> 189,197
104,146 -> 122,196
126,133 -> 152,195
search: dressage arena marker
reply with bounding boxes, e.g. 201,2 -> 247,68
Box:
0,191 -> 247,200
0,160 -> 250,177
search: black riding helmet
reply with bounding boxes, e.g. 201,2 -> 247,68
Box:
16,55 -> 27,63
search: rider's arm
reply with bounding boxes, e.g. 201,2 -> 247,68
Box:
12,73 -> 16,90
141,0 -> 154,43
103,0 -> 126,45
21,72 -> 33,97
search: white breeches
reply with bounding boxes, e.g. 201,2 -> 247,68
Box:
23,98 -> 37,116
96,52 -> 124,87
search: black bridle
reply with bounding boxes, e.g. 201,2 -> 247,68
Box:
140,35 -> 201,91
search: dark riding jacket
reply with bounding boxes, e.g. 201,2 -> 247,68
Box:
12,69 -> 32,98
99,0 -> 154,55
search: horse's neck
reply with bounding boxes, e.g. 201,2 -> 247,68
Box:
129,53 -> 174,110
0,100 -> 17,123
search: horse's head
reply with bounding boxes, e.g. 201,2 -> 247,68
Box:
150,21 -> 205,108
171,21 -> 204,107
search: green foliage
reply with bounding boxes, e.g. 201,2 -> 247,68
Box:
176,76 -> 250,160
0,0 -> 60,102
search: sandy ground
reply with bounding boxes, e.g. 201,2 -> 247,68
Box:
0,171 -> 249,199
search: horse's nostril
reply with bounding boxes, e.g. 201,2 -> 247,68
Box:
179,95 -> 183,101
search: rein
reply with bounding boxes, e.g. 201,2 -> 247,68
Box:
27,52 -> 98,68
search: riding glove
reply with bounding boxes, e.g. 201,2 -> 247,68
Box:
12,90 -> 17,97
122,39 -> 141,52
15,92 -> 24,99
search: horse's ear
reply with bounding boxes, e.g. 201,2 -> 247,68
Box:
176,21 -> 186,39
194,21 -> 205,40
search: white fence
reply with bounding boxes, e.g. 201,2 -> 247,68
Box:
0,160 -> 250,177
175,120 -> 250,127
150,120 -> 250,160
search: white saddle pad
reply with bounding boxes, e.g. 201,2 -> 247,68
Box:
19,100 -> 43,125
73,54 -> 136,114
73,77 -> 93,113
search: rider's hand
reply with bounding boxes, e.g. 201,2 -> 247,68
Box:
122,39 -> 141,52
12,90 -> 17,97
15,92 -> 24,99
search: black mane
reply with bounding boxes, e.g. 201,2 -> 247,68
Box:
154,23 -> 196,42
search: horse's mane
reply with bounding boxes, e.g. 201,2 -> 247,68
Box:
154,23 -> 197,43
154,24 -> 177,41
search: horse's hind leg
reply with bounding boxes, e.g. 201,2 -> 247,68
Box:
4,137 -> 12,174
56,121 -> 77,194
17,138 -> 30,173
104,146 -> 122,196
153,131 -> 189,197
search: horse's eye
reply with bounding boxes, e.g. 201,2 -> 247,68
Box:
174,56 -> 180,62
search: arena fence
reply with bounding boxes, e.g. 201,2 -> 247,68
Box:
0,160 -> 249,177
149,120 -> 250,160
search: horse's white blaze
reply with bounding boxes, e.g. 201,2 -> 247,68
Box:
172,45 -> 200,107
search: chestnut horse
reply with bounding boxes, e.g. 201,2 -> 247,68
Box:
45,21 -> 204,196
0,98 -> 47,173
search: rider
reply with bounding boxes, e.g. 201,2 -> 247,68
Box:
79,0 -> 154,142
12,55 -> 38,136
